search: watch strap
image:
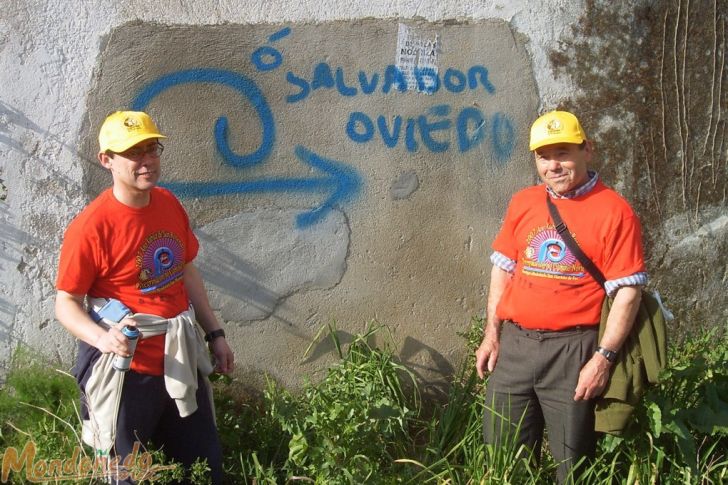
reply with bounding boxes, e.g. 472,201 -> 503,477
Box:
204,328 -> 226,342
596,346 -> 618,363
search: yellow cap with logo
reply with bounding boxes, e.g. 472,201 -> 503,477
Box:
529,110 -> 586,151
98,111 -> 167,153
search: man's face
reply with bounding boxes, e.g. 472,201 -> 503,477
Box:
534,142 -> 591,195
99,139 -> 162,195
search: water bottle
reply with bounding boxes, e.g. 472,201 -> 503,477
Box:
112,325 -> 140,372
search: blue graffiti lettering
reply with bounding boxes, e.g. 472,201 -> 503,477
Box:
311,62 -> 335,90
251,27 -> 290,72
418,105 -> 451,152
133,68 -> 275,169
492,112 -> 515,163
457,107 -> 486,153
336,67 -> 357,96
443,68 -> 466,93
468,66 -> 495,94
377,115 -> 401,148
251,27 -> 291,72
346,111 -> 375,142
358,71 -> 379,94
268,27 -> 291,42
414,67 -> 440,95
286,63 -> 496,103
251,46 -> 283,71
345,107 -> 515,158
382,65 -> 408,94
405,118 -> 418,152
286,71 -> 310,103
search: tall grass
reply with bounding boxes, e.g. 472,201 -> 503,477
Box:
0,348 -> 83,482
223,322 -> 419,483
1,322 -> 726,484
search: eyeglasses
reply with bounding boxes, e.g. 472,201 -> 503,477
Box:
119,142 -> 164,158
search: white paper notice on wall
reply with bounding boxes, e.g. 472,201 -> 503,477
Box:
395,23 -> 440,94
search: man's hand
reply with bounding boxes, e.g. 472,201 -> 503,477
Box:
210,338 -> 235,374
475,332 -> 500,379
573,352 -> 611,400
476,266 -> 512,379
574,285 -> 640,401
93,317 -> 139,356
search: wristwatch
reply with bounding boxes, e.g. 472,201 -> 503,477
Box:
596,346 -> 618,363
204,328 -> 226,342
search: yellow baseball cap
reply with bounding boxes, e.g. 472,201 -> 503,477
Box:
98,111 -> 167,153
529,110 -> 586,151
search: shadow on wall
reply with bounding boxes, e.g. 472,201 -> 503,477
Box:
401,336 -> 455,397
299,327 -> 455,395
195,230 -> 295,326
0,102 -> 33,156
0,100 -> 104,204
0,297 -> 15,347
0,202 -> 22,354
0,101 -> 103,364
0,202 -> 25,260
300,328 -> 356,364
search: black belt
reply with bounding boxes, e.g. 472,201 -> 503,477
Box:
507,320 -> 597,333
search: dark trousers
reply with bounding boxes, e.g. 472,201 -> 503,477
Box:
110,371 -> 223,485
484,321 -> 598,483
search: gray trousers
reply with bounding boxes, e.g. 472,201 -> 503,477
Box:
484,321 -> 598,483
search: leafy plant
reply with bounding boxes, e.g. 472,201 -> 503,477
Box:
264,322 -> 418,483
2,322 -> 728,484
585,326 -> 728,484
212,377 -> 290,483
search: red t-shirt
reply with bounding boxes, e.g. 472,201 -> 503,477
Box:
492,181 -> 645,330
56,187 -> 199,374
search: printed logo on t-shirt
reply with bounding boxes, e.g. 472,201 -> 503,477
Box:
521,225 -> 586,280
136,231 -> 185,294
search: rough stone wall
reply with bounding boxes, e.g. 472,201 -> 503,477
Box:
1,0 -> 725,389
552,0 -> 728,333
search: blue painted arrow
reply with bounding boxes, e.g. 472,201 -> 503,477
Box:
132,67 -> 363,228
161,145 -> 361,228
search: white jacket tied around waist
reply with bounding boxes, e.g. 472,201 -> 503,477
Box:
81,297 -> 215,453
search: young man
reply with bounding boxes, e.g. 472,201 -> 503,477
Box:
475,111 -> 647,482
55,111 -> 234,484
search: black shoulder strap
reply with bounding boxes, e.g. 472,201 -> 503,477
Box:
546,195 -> 607,289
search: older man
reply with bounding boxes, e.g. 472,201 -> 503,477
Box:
55,111 -> 233,484
475,110 -> 647,482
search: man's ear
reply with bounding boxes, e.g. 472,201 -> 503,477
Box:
584,140 -> 594,160
98,151 -> 112,169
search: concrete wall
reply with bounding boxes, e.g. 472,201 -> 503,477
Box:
1,1 -> 726,389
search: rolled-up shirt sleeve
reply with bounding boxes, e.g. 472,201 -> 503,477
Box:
490,251 -> 516,274
604,271 -> 648,297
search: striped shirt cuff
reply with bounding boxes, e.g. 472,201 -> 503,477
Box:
604,272 -> 648,297
490,251 -> 516,273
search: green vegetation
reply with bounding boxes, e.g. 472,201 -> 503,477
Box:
1,321 -> 726,484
